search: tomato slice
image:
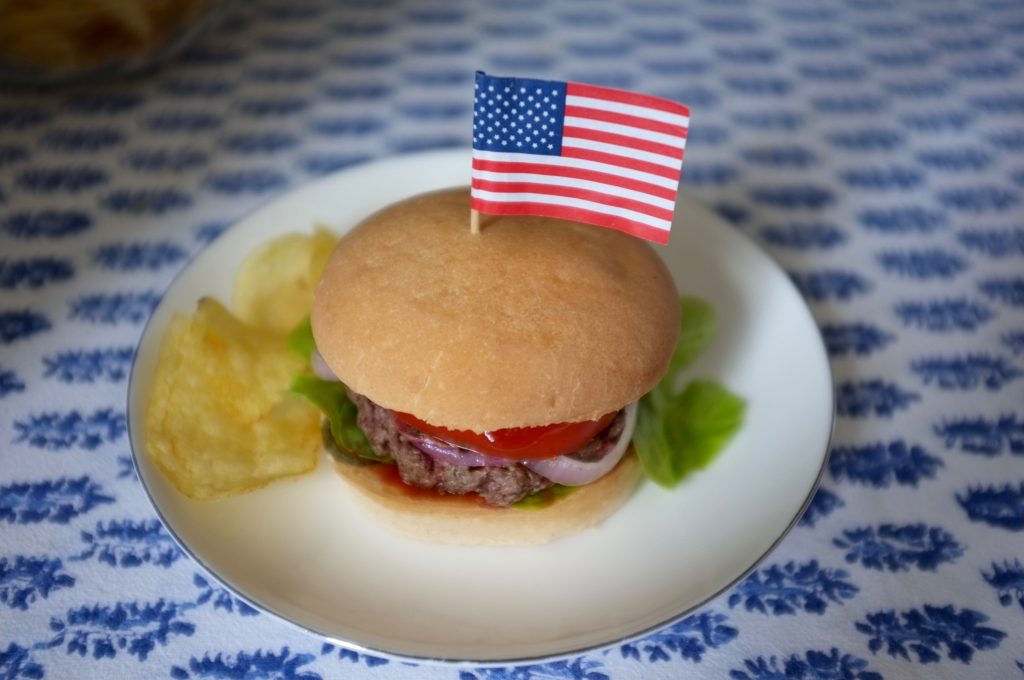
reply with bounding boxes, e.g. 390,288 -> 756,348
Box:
392,410 -> 618,460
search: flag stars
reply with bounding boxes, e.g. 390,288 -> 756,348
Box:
473,75 -> 564,156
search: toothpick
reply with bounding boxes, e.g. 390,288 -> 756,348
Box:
470,208 -> 480,235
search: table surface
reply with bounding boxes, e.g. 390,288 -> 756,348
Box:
2,0 -> 1024,678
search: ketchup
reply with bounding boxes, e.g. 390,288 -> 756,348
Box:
373,464 -> 489,506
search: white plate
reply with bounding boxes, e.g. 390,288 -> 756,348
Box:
128,148 -> 833,664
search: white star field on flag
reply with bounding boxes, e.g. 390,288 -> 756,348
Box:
472,79 -> 565,154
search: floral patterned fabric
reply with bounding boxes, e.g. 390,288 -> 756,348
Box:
2,0 -> 1023,678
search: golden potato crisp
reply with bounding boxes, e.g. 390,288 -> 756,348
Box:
146,298 -> 320,499
232,227 -> 337,334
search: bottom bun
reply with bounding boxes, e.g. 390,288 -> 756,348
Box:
334,451 -> 643,546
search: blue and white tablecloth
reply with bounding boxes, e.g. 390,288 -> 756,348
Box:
2,0 -> 1024,678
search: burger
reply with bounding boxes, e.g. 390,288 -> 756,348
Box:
296,187 -> 680,545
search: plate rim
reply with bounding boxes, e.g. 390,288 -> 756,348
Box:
127,147 -> 836,666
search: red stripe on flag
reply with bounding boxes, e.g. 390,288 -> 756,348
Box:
563,126 -> 684,159
471,178 -> 675,221
566,82 -> 691,118
560,146 -> 683,181
564,105 -> 688,137
471,158 -> 679,201
471,197 -> 671,245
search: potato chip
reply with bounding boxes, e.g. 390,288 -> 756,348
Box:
232,227 -> 337,334
146,298 -> 321,499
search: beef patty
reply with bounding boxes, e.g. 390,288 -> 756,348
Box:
348,391 -> 624,507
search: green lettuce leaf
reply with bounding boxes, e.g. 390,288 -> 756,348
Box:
634,296 -> 746,487
288,374 -> 390,462
665,296 -> 716,383
286,315 -> 316,362
637,380 -> 745,486
512,484 -> 577,509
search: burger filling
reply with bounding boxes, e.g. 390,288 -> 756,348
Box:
329,390 -> 635,507
292,335 -> 638,507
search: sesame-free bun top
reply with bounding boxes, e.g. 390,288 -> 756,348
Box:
312,187 -> 679,432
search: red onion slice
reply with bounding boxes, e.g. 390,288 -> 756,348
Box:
398,426 -> 513,467
393,402 -> 638,485
524,402 -> 637,486
311,349 -> 339,381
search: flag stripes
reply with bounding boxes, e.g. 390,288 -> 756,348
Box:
471,72 -> 689,242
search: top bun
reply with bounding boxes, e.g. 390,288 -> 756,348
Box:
312,187 -> 679,432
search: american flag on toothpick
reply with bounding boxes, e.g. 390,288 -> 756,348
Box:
470,71 -> 690,245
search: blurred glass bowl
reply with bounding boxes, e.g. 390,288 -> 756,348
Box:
0,0 -> 228,86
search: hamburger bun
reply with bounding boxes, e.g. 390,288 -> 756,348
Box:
333,451 -> 643,545
312,187 -> 679,432
311,187 -> 678,544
